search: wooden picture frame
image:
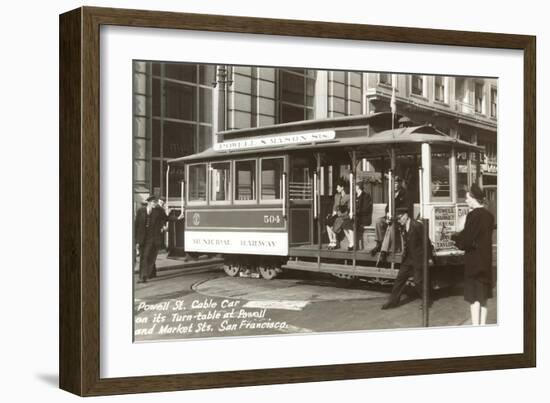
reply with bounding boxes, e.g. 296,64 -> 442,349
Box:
59,6 -> 536,396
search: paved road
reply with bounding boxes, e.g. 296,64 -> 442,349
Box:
133,266 -> 497,342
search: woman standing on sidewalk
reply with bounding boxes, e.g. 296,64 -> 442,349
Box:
452,184 -> 495,326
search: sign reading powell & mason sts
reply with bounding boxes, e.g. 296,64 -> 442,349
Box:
214,130 -> 336,151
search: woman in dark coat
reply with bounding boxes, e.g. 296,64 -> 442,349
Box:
326,180 -> 350,249
354,181 -> 373,249
452,184 -> 495,325
332,182 -> 353,250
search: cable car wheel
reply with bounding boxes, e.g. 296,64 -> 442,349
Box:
223,263 -> 241,277
331,273 -> 357,281
258,264 -> 279,280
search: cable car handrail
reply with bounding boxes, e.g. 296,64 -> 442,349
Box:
313,172 -> 318,219
418,167 -> 424,219
349,172 -> 354,217
180,180 -> 185,213
282,172 -> 287,219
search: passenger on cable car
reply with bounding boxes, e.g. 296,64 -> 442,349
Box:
355,181 -> 373,250
150,197 -> 185,277
370,176 -> 413,262
325,179 -> 354,250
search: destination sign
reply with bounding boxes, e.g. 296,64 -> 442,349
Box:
214,130 -> 336,151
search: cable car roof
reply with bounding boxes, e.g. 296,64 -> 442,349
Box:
168,113 -> 484,165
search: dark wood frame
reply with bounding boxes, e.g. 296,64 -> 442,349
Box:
59,6 -> 536,396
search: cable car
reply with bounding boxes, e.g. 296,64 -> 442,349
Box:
166,112 -> 484,283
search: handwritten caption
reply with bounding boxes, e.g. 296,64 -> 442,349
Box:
134,298 -> 288,337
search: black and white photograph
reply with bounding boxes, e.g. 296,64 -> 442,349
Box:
4,0 -> 546,400
132,62 -> 498,341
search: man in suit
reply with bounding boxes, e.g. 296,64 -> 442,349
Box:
370,176 -> 413,262
381,207 -> 427,309
150,197 -> 185,277
135,196 -> 168,283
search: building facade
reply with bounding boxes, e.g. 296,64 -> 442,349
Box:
133,62 -> 497,212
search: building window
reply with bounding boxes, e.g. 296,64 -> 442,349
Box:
454,77 -> 475,114
434,76 -> 447,103
475,82 -> 485,114
379,73 -> 392,85
328,71 -> 362,117
480,140 -> 497,173
455,78 -> 467,103
491,87 -> 498,118
278,69 -> 315,123
411,75 -> 425,97
235,160 -> 257,201
261,158 -> 284,201
149,62 -> 214,199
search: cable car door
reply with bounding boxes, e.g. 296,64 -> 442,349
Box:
288,155 -> 315,246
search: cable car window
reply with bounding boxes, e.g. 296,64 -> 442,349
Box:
210,162 -> 231,203
188,163 -> 207,203
261,158 -> 283,201
235,160 -> 256,202
456,151 -> 469,201
290,157 -> 312,200
168,165 -> 186,198
431,152 -> 451,199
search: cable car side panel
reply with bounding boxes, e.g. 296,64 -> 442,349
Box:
183,207 -> 288,256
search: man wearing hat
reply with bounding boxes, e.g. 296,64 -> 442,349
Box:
134,196 -> 168,283
382,207 -> 426,309
371,176 -> 413,262
149,197 -> 185,278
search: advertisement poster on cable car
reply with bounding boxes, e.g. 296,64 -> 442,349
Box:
132,61 -> 498,342
431,205 -> 470,253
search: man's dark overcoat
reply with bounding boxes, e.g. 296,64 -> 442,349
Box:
135,206 -> 167,281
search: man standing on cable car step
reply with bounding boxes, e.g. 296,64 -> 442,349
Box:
134,195 -> 167,283
370,176 -> 413,262
381,207 -> 426,310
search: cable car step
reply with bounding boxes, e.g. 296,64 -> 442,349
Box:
288,246 -> 403,264
282,260 -> 398,279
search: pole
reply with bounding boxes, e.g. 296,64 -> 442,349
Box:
418,167 -> 424,219
184,181 -> 189,214
165,164 -> 171,249
390,147 -> 396,268
351,150 -> 357,268
316,153 -> 321,270
165,164 -> 170,203
282,172 -> 287,219
422,217 -> 430,327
